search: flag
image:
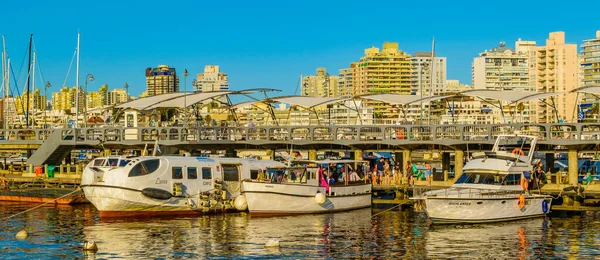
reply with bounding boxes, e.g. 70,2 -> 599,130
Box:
579,105 -> 584,121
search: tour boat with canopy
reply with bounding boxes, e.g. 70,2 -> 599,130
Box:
240,159 -> 372,215
81,155 -> 285,217
411,135 -> 553,224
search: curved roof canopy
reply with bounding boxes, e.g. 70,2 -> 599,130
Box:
358,93 -> 446,106
145,91 -> 231,109
269,96 -> 345,108
570,85 -> 600,95
459,89 -> 563,103
117,92 -> 187,110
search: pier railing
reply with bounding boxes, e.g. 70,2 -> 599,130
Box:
0,123 -> 599,145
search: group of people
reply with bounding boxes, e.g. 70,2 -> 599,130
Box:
355,158 -> 435,186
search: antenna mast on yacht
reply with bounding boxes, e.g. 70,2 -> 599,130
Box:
26,34 -> 32,127
31,51 -> 36,127
75,32 -> 80,128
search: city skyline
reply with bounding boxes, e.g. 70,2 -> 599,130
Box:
1,1 -> 598,98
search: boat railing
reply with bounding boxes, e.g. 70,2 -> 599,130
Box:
437,187 -> 527,199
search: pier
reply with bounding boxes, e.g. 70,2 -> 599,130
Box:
0,122 -> 599,211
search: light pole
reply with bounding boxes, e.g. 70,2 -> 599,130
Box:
44,81 -> 51,129
419,63 -> 428,125
183,69 -> 188,126
124,82 -> 129,102
84,74 -> 94,127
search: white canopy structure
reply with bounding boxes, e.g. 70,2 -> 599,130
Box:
358,93 -> 446,105
459,89 -> 564,103
570,86 -> 600,95
117,92 -> 187,110
269,96 -> 345,108
145,91 -> 231,109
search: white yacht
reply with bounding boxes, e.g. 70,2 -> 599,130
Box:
412,135 -> 552,224
241,160 -> 372,215
81,156 -> 285,218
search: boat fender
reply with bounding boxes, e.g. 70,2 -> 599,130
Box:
214,189 -> 222,195
234,195 -> 248,211
214,178 -> 222,184
200,195 -> 209,200
15,230 -> 28,239
315,192 -> 326,205
199,201 -> 209,208
224,204 -> 233,210
83,240 -> 98,252
518,194 -> 525,209
520,178 -> 529,191
562,186 -> 575,192
214,183 -> 223,190
209,199 -> 218,208
141,188 -> 173,200
542,200 -> 549,214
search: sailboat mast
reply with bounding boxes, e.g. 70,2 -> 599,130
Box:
6,58 -> 10,129
2,36 -> 6,130
428,37 -> 435,124
32,51 -> 36,127
75,32 -> 80,128
26,34 -> 32,127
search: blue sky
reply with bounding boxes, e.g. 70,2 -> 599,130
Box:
1,0 -> 599,98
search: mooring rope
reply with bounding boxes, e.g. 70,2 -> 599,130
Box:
1,187 -> 82,220
371,204 -> 402,218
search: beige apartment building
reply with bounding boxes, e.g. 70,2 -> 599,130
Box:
338,67 -> 353,98
472,42 -> 531,91
301,68 -> 341,98
194,65 -> 229,92
352,42 -> 413,96
145,65 -> 179,96
410,52 -> 447,96
535,32 -> 578,123
581,30 -> 600,87
52,86 -> 85,113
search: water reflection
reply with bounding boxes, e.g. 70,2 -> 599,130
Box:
1,203 -> 599,259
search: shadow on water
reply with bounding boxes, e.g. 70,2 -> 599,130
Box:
0,202 -> 599,259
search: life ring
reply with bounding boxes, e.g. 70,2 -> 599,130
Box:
518,194 -> 525,209
512,148 -> 525,156
520,177 -> 529,191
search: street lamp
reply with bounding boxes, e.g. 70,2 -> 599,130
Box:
84,73 -> 94,127
183,69 -> 188,126
124,82 -> 129,102
44,81 -> 51,129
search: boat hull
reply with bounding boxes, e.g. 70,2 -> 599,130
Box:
83,185 -> 232,217
0,188 -> 87,205
243,181 -> 372,215
422,196 -> 552,224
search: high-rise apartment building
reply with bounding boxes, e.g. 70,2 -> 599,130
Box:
535,32 -> 578,123
301,68 -> 341,97
472,42 -> 531,91
51,86 -> 85,113
15,89 -> 45,114
338,67 -> 354,98
581,30 -> 600,87
446,79 -> 471,92
410,52 -> 446,95
145,65 -> 179,96
194,65 -> 229,92
352,42 -> 413,95
109,89 -> 128,105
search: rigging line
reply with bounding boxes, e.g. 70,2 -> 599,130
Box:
32,40 -> 46,84
10,64 -> 26,123
61,49 -> 77,88
15,43 -> 29,87
293,74 -> 301,95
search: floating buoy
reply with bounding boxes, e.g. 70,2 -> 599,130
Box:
15,230 -> 28,239
83,240 -> 98,252
234,195 -> 248,211
518,194 -> 525,209
264,238 -> 280,248
314,192 -> 326,205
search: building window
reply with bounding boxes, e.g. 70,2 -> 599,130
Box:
172,167 -> 183,179
202,167 -> 212,179
188,167 -> 198,179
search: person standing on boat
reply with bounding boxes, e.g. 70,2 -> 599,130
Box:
405,161 -> 415,186
376,158 -> 385,185
425,162 -> 432,186
383,159 -> 391,186
532,162 -> 546,189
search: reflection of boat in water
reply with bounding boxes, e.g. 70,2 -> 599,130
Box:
81,156 -> 284,217
426,218 -> 547,258
412,135 -> 552,224
242,160 -> 371,215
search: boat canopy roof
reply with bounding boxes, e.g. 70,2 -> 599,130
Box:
292,159 -> 368,165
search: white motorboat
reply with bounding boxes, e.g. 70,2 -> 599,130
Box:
241,160 -> 372,215
81,156 -> 285,218
412,135 -> 553,224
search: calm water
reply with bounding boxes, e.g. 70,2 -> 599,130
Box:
0,203 -> 599,259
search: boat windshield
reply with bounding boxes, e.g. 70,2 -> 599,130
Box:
455,172 -> 521,185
